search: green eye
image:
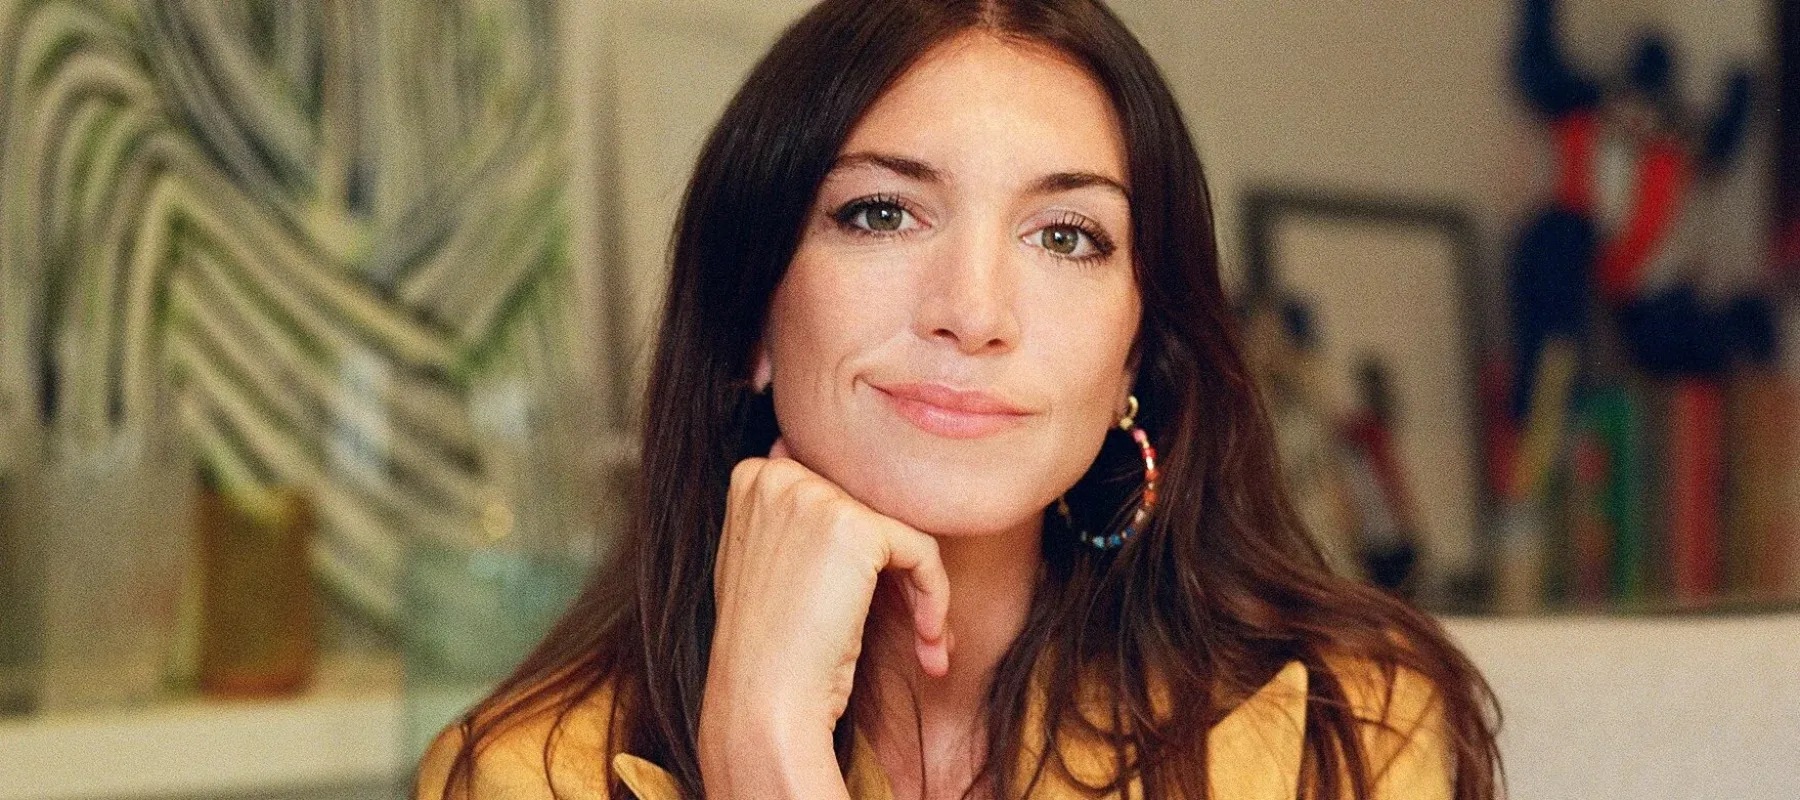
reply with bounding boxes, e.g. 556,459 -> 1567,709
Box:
863,204 -> 905,232
833,197 -> 913,234
1041,226 -> 1082,255
1032,213 -> 1116,262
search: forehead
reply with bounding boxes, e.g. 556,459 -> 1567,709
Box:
839,32 -> 1128,186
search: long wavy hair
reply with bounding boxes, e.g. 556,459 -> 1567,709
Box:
437,1 -> 1501,798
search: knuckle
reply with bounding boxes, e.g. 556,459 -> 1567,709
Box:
752,461 -> 796,497
922,534 -> 942,565
790,478 -> 836,507
902,525 -> 937,558
823,504 -> 869,550
728,458 -> 762,490
765,458 -> 809,487
824,520 -> 858,553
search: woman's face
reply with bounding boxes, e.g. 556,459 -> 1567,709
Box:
759,32 -> 1142,537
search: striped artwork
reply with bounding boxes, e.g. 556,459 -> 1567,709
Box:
0,0 -> 583,629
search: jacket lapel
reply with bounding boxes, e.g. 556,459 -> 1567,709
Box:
610,660 -> 1308,799
1204,660 -> 1308,800
1009,659 -> 1309,799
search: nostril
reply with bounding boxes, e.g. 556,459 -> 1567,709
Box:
930,326 -> 1009,355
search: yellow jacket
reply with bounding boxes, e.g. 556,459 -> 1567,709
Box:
416,658 -> 1450,799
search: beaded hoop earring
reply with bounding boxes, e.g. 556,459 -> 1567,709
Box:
1057,394 -> 1159,550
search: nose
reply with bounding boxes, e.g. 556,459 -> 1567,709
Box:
914,226 -> 1021,355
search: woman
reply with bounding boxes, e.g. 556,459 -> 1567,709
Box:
418,1 -> 1501,798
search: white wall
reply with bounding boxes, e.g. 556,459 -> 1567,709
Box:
1446,614 -> 1800,800
601,0 -> 816,424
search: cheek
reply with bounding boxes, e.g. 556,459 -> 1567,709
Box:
1036,289 -> 1139,471
763,251 -> 897,442
1029,277 -> 1140,408
769,255 -> 870,368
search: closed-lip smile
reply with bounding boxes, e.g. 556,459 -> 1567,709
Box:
871,381 -> 1030,439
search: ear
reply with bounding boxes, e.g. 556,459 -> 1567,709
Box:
1123,334 -> 1144,387
752,345 -> 773,392
1118,352 -> 1141,417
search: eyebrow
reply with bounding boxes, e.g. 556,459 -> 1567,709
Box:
1027,171 -> 1130,202
831,152 -> 942,182
828,150 -> 1130,202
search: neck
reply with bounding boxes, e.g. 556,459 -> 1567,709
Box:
858,514 -> 1042,774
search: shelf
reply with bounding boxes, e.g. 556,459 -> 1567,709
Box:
0,653 -> 403,800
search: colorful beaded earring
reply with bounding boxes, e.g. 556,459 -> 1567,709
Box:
1058,394 -> 1159,550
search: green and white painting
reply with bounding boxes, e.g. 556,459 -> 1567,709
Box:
0,0 -> 591,630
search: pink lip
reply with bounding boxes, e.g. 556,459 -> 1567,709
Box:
872,381 -> 1030,439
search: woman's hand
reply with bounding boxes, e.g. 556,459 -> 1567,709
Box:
698,438 -> 952,799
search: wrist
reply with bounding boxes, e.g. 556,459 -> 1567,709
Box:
699,694 -> 846,799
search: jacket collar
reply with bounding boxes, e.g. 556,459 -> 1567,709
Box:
609,660 -> 1308,799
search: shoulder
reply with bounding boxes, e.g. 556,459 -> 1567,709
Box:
1318,652 -> 1443,721
1317,653 -> 1454,799
1195,654 -> 1445,758
413,678 -> 627,800
1202,654 -> 1452,799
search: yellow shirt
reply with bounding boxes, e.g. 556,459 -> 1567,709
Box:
416,658 -> 1450,799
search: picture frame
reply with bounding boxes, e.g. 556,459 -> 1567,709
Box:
1240,187 -> 1489,605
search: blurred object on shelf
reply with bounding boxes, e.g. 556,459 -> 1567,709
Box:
0,411 -> 196,714
1724,368 -> 1800,603
1492,499 -> 1549,615
1241,297 -> 1363,581
1242,297 -> 1432,599
1339,360 -> 1424,596
1775,0 -> 1800,288
196,483 -> 317,699
400,375 -> 620,762
1497,0 -> 1796,613
1663,378 -> 1728,606
0,414 -> 41,718
1577,386 -> 1649,604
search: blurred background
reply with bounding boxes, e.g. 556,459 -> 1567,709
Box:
0,1 -> 1795,798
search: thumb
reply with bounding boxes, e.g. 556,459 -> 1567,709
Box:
768,436 -> 791,460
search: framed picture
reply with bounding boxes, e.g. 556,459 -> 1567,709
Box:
1241,187 -> 1488,603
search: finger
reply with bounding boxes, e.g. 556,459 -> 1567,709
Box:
728,456 -> 767,500
768,436 -> 790,460
917,632 -> 950,679
884,528 -> 948,641
720,457 -> 772,597
879,525 -> 951,664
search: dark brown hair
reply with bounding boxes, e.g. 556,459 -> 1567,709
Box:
438,1 -> 1501,798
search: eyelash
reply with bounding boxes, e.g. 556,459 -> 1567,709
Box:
830,194 -> 922,239
1046,211 -> 1117,264
828,196 -> 1118,264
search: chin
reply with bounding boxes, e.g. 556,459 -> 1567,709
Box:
830,455 -> 1050,538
